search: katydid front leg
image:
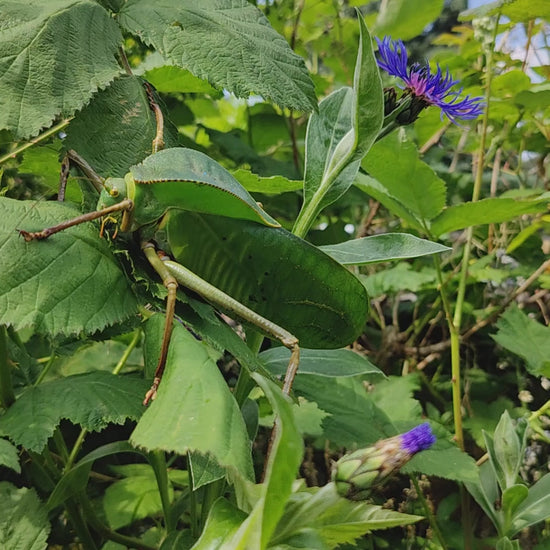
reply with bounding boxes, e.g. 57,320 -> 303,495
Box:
19,199 -> 134,241
160,253 -> 300,396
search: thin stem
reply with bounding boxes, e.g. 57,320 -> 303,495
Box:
149,450 -> 175,532
0,326 -> 15,408
34,352 -> 56,386
0,119 -> 71,165
411,475 -> 448,549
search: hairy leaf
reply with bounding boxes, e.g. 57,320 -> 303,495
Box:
0,372 -> 148,452
0,0 -> 123,138
0,482 -> 50,550
0,198 -> 139,336
118,0 -> 316,112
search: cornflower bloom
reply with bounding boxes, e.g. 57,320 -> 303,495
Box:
376,36 -> 484,124
332,423 -> 436,500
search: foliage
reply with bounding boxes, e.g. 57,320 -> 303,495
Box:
0,0 -> 549,549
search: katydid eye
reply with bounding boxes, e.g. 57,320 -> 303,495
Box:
110,188 -> 119,197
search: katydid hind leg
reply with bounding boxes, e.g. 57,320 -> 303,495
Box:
144,82 -> 165,154
141,242 -> 179,405
162,258 -> 302,395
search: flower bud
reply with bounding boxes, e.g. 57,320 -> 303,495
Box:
332,423 -> 436,499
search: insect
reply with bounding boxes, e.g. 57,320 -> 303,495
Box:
18,89 -> 369,403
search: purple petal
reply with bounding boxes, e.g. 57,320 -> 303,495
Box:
400,423 -> 436,454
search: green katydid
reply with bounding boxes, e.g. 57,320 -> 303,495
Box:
19,92 -> 369,403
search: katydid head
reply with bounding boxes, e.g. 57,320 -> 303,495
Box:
96,173 -> 136,232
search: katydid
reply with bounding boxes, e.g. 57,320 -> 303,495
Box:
19,95 -> 369,404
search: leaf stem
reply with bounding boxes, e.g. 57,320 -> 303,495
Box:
0,326 -> 15,408
34,352 -> 56,386
0,119 -> 71,165
149,450 -> 175,532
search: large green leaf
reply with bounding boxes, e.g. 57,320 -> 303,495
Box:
0,482 -> 50,550
0,198 -> 139,336
430,195 -> 550,237
0,372 -> 148,452
0,0 -> 123,138
320,234 -> 450,265
117,0 -> 316,113
131,148 -> 280,227
130,316 -> 254,482
491,305 -> 550,377
166,212 -> 369,350
362,132 -> 447,223
64,75 -> 178,177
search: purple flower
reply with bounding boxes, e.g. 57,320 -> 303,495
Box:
376,36 -> 484,124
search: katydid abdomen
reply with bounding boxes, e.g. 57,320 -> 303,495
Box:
166,211 -> 368,349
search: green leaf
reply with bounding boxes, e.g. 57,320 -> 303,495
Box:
465,462 -> 502,532
130,317 -> 254,482
496,537 -> 521,550
430,196 -> 549,237
354,172 -> 425,232
260,348 -> 383,379
191,498 -> 248,550
362,132 -> 447,222
131,148 -> 280,227
320,234 -> 450,265
0,197 -> 139,336
293,376 -> 393,447
294,17 -> 383,236
18,141 -> 82,204
0,438 -> 20,473
491,305 -> 550,377
144,64 -> 219,95
103,464 -> 172,529
0,0 -> 123,138
272,484 -> 422,548
460,0 -> 550,21
0,372 -> 148,452
502,484 -> 529,528
188,451 -> 225,490
232,169 -> 302,195
363,263 -> 437,297
403,438 -> 479,483
489,411 -> 526,491
48,441 -> 142,510
510,473 -> 550,535
118,0 -> 316,113
226,373 -> 303,549
64,75 -> 178,177
374,0 -> 444,40
0,482 -> 50,550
